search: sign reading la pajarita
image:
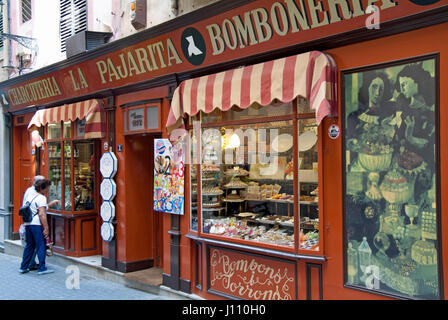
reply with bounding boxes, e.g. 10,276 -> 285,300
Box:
1,0 -> 445,111
209,247 -> 296,300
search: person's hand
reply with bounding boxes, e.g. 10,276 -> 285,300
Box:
43,227 -> 49,238
49,200 -> 60,208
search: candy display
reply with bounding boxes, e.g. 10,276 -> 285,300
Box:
194,120 -> 319,254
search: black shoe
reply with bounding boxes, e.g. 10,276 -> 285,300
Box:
29,265 -> 39,271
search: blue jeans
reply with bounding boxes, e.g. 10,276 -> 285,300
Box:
20,225 -> 47,272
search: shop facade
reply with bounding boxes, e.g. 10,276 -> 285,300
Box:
1,0 -> 447,299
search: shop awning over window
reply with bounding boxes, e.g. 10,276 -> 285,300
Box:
167,51 -> 337,132
28,99 -> 106,139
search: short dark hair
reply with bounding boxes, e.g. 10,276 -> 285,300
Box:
35,179 -> 51,192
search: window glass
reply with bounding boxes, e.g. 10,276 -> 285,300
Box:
200,120 -> 295,248
343,59 -> 440,299
199,101 -> 293,124
47,120 -> 96,213
298,119 -> 319,251
63,142 -> 72,210
48,123 -> 61,140
63,121 -> 71,138
147,106 -> 159,130
297,97 -> 312,114
48,142 -> 62,210
76,119 -> 86,138
73,141 -> 95,211
190,129 -> 198,231
128,108 -> 145,131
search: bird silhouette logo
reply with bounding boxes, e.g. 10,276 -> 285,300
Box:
181,28 -> 206,66
186,36 -> 203,57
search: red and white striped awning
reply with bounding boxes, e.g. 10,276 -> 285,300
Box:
167,51 -> 337,131
28,99 -> 106,139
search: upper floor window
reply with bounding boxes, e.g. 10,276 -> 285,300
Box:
59,0 -> 87,53
0,8 -> 4,48
22,0 -> 32,23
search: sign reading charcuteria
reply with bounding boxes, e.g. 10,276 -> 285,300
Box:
1,0 -> 445,111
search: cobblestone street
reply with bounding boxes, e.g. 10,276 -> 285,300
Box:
0,253 -> 174,300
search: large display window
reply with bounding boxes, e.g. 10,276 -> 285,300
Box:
189,99 -> 320,252
342,55 -> 442,299
46,120 -> 97,212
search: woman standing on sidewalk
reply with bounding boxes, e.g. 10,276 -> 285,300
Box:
19,179 -> 55,275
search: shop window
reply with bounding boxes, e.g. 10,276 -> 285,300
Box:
192,101 -> 293,125
343,57 -> 441,299
122,103 -> 161,135
47,120 -> 96,212
189,100 -> 320,251
298,118 -> 319,251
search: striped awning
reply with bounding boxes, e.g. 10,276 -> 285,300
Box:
28,99 -> 106,139
167,51 -> 337,132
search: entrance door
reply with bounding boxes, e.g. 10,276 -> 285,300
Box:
13,126 -> 34,232
125,134 -> 163,268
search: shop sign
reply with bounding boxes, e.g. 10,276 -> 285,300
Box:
100,178 -> 117,202
208,247 -> 296,300
100,151 -> 118,179
153,138 -> 185,215
128,108 -> 145,131
100,201 -> 116,222
328,124 -> 340,139
1,0 -> 445,112
101,222 -> 114,242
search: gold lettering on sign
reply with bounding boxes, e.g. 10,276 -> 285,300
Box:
209,249 -> 295,300
204,0 -> 399,56
69,68 -> 89,91
7,76 -> 62,105
95,38 -> 183,85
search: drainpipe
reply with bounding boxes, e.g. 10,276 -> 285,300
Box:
6,0 -> 13,241
6,111 -> 13,241
6,0 -> 12,79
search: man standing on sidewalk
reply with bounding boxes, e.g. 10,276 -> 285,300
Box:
19,179 -> 56,275
21,176 -> 59,270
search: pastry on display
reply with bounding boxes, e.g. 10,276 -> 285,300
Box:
254,229 -> 294,247
225,166 -> 249,176
202,186 -> 223,195
224,177 -> 248,188
237,212 -> 258,218
203,201 -> 221,208
202,164 -> 220,172
300,195 -> 315,202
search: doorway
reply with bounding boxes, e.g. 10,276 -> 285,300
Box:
124,134 -> 163,269
13,125 -> 35,234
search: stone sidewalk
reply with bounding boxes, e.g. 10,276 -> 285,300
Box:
0,252 -> 179,300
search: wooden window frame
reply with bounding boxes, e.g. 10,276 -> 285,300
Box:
187,99 -> 325,256
122,101 -> 162,135
45,120 -> 99,215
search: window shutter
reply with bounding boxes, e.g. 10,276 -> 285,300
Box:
0,8 -> 3,49
22,0 -> 32,23
59,0 -> 87,53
